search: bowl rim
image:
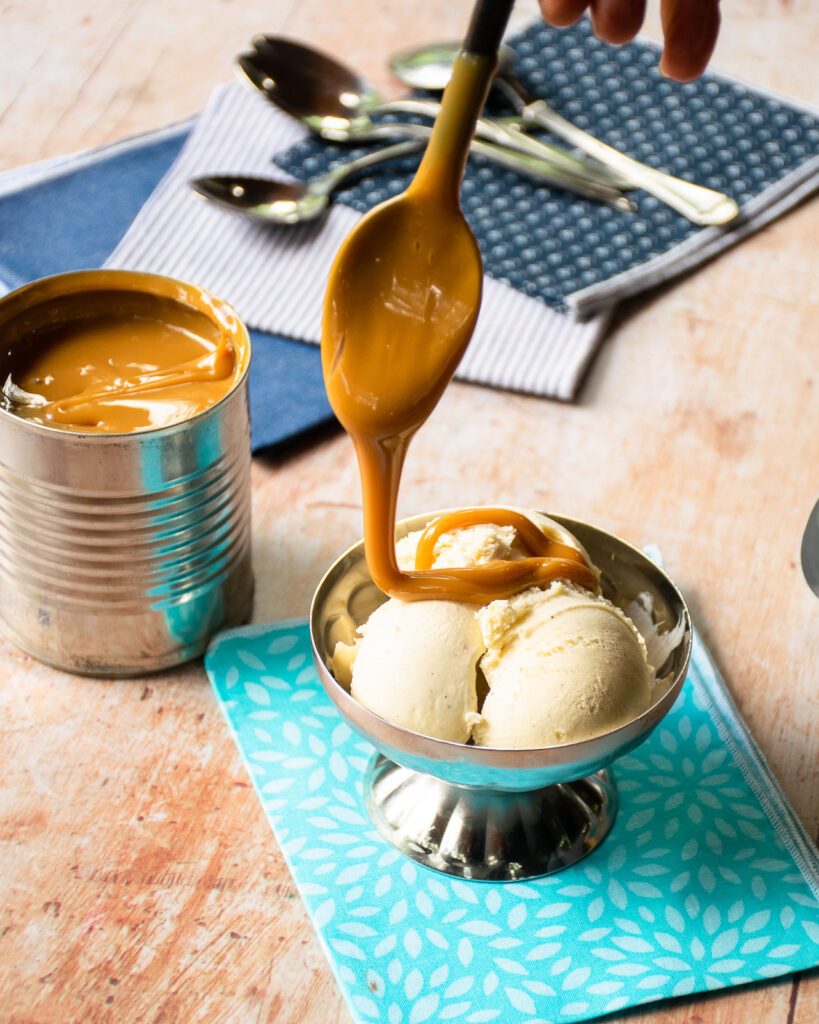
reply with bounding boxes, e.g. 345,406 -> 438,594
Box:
309,508 -> 692,766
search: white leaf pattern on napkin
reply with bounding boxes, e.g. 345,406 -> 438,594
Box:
204,621 -> 819,1024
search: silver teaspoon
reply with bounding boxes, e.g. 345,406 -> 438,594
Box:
390,40 -> 741,227
193,131 -> 635,218
190,140 -> 422,224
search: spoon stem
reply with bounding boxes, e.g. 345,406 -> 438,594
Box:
412,0 -> 514,202
322,139 -> 424,192
523,101 -> 740,227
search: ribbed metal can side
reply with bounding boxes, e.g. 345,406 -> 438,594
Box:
0,447 -> 250,606
0,394 -> 254,674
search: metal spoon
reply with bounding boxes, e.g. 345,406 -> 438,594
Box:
323,0 -> 516,597
2,376 -> 47,408
800,498 -> 819,597
194,128 -> 636,217
390,41 -> 741,227
190,140 -> 422,224
237,55 -> 634,210
240,38 -> 633,193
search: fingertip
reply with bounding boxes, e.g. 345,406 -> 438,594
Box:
590,1 -> 646,46
659,0 -> 721,82
539,1 -> 591,29
658,50 -> 707,83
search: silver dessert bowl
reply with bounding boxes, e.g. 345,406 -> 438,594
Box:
310,511 -> 692,881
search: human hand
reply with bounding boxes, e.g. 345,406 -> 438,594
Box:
538,1 -> 721,82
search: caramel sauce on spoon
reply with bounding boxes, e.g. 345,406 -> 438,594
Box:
321,8 -> 596,602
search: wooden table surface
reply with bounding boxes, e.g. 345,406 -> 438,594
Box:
0,1 -> 817,1022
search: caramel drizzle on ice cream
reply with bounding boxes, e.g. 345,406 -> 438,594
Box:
412,508 -> 597,597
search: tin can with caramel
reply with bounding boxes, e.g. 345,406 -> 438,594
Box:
0,270 -> 253,675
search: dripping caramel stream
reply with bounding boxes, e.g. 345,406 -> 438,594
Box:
322,47 -> 596,602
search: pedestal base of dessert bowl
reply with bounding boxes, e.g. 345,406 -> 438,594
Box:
366,754 -> 618,881
310,510 -> 692,880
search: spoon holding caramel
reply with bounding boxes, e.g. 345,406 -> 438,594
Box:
322,0 -> 597,604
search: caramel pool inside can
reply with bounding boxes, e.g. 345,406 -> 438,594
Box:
1,280 -> 248,434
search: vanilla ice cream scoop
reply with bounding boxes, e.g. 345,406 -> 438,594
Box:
345,598 -> 483,742
334,508 -> 644,746
474,583 -> 653,748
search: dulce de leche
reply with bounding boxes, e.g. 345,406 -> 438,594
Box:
1,274 -> 247,434
322,49 -> 596,604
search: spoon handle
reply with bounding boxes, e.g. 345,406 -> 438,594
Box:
374,98 -> 633,191
322,139 -> 424,191
463,0 -> 514,56
468,139 -> 636,212
524,100 -> 741,227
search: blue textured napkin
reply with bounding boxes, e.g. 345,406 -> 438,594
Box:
206,619 -> 819,1024
0,133 -> 333,454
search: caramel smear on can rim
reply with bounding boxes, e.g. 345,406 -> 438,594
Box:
3,293 -> 242,434
321,50 -> 596,602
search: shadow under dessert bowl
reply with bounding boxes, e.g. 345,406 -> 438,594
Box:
0,269 -> 254,676
310,509 -> 692,882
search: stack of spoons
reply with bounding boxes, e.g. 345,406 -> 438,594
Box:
193,34 -> 738,227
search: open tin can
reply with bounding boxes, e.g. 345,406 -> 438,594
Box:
0,270 -> 254,676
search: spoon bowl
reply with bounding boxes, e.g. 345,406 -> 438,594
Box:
191,175 -> 328,224
322,191 -> 482,435
391,40 -> 515,94
242,37 -> 380,122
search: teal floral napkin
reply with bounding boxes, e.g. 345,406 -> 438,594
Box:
205,620 -> 819,1023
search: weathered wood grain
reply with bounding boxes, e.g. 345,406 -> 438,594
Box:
0,1 -> 816,1021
